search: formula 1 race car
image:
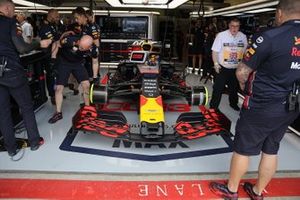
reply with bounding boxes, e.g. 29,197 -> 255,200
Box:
90,40 -> 208,106
71,40 -> 231,141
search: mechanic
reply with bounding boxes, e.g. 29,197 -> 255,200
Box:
209,17 -> 247,111
39,9 -> 61,105
191,20 -> 204,76
0,0 -> 51,157
70,7 -> 101,84
210,0 -> 300,199
48,34 -> 93,124
85,9 -> 101,84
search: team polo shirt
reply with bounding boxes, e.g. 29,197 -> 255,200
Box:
242,19 -> 300,109
0,16 -> 22,62
85,22 -> 100,40
39,20 -> 59,41
211,30 -> 247,69
59,35 -> 90,63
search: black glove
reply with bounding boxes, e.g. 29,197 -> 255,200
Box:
91,76 -> 100,85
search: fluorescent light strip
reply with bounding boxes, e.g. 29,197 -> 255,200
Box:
222,13 -> 244,17
122,0 -> 168,4
14,9 -> 160,15
105,0 -> 188,9
58,11 -> 72,14
127,11 -> 160,14
209,1 -> 278,17
94,10 -> 160,15
245,8 -> 276,13
15,6 -> 89,10
191,1 -> 278,17
27,9 -> 48,13
168,0 -> 188,9
13,0 -> 46,7
63,10 -> 159,15
210,0 -> 274,13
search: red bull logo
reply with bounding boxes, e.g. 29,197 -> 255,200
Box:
295,37 -> 300,45
291,47 -> 300,57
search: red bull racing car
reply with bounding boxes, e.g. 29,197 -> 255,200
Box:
71,40 -> 231,141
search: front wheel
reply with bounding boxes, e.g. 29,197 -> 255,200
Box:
90,84 -> 108,104
188,86 -> 208,106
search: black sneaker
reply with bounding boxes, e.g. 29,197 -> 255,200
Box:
230,104 -> 240,111
243,182 -> 264,200
209,182 -> 238,200
30,137 -> 44,151
68,83 -> 75,90
8,148 -> 20,157
48,112 -> 63,124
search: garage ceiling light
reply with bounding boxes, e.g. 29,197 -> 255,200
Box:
58,11 -> 72,14
245,8 -> 276,13
222,13 -> 244,17
190,0 -> 278,17
105,0 -> 188,9
13,0 -> 46,7
26,9 -> 48,13
122,0 -> 168,4
15,6 -> 89,10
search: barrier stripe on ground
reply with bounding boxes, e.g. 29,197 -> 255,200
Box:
1,178 -> 300,199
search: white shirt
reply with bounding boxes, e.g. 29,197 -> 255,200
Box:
20,21 -> 33,44
211,30 -> 248,69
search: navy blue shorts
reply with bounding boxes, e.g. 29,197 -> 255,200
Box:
56,58 -> 89,86
234,104 -> 299,156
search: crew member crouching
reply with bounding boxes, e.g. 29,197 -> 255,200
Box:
48,34 -> 93,124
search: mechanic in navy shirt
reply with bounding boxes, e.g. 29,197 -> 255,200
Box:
48,34 -> 93,124
71,7 -> 101,83
86,9 -> 101,83
210,0 -> 300,199
39,9 -> 61,105
0,0 -> 51,157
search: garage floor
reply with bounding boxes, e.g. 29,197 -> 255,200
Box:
0,73 -> 299,173
0,73 -> 300,199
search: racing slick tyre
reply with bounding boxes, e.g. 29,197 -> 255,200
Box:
90,84 -> 108,104
189,86 -> 208,106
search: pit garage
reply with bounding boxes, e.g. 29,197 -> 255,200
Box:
0,0 -> 300,199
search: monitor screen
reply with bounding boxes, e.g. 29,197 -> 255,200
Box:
122,17 -> 148,33
96,16 -> 148,39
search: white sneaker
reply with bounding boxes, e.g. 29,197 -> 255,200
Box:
194,68 -> 199,75
200,68 -> 203,77
186,67 -> 193,74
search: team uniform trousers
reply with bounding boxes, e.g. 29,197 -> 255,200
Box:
210,65 -> 238,109
0,64 -> 39,153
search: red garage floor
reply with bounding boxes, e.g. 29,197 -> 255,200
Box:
1,177 -> 300,199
